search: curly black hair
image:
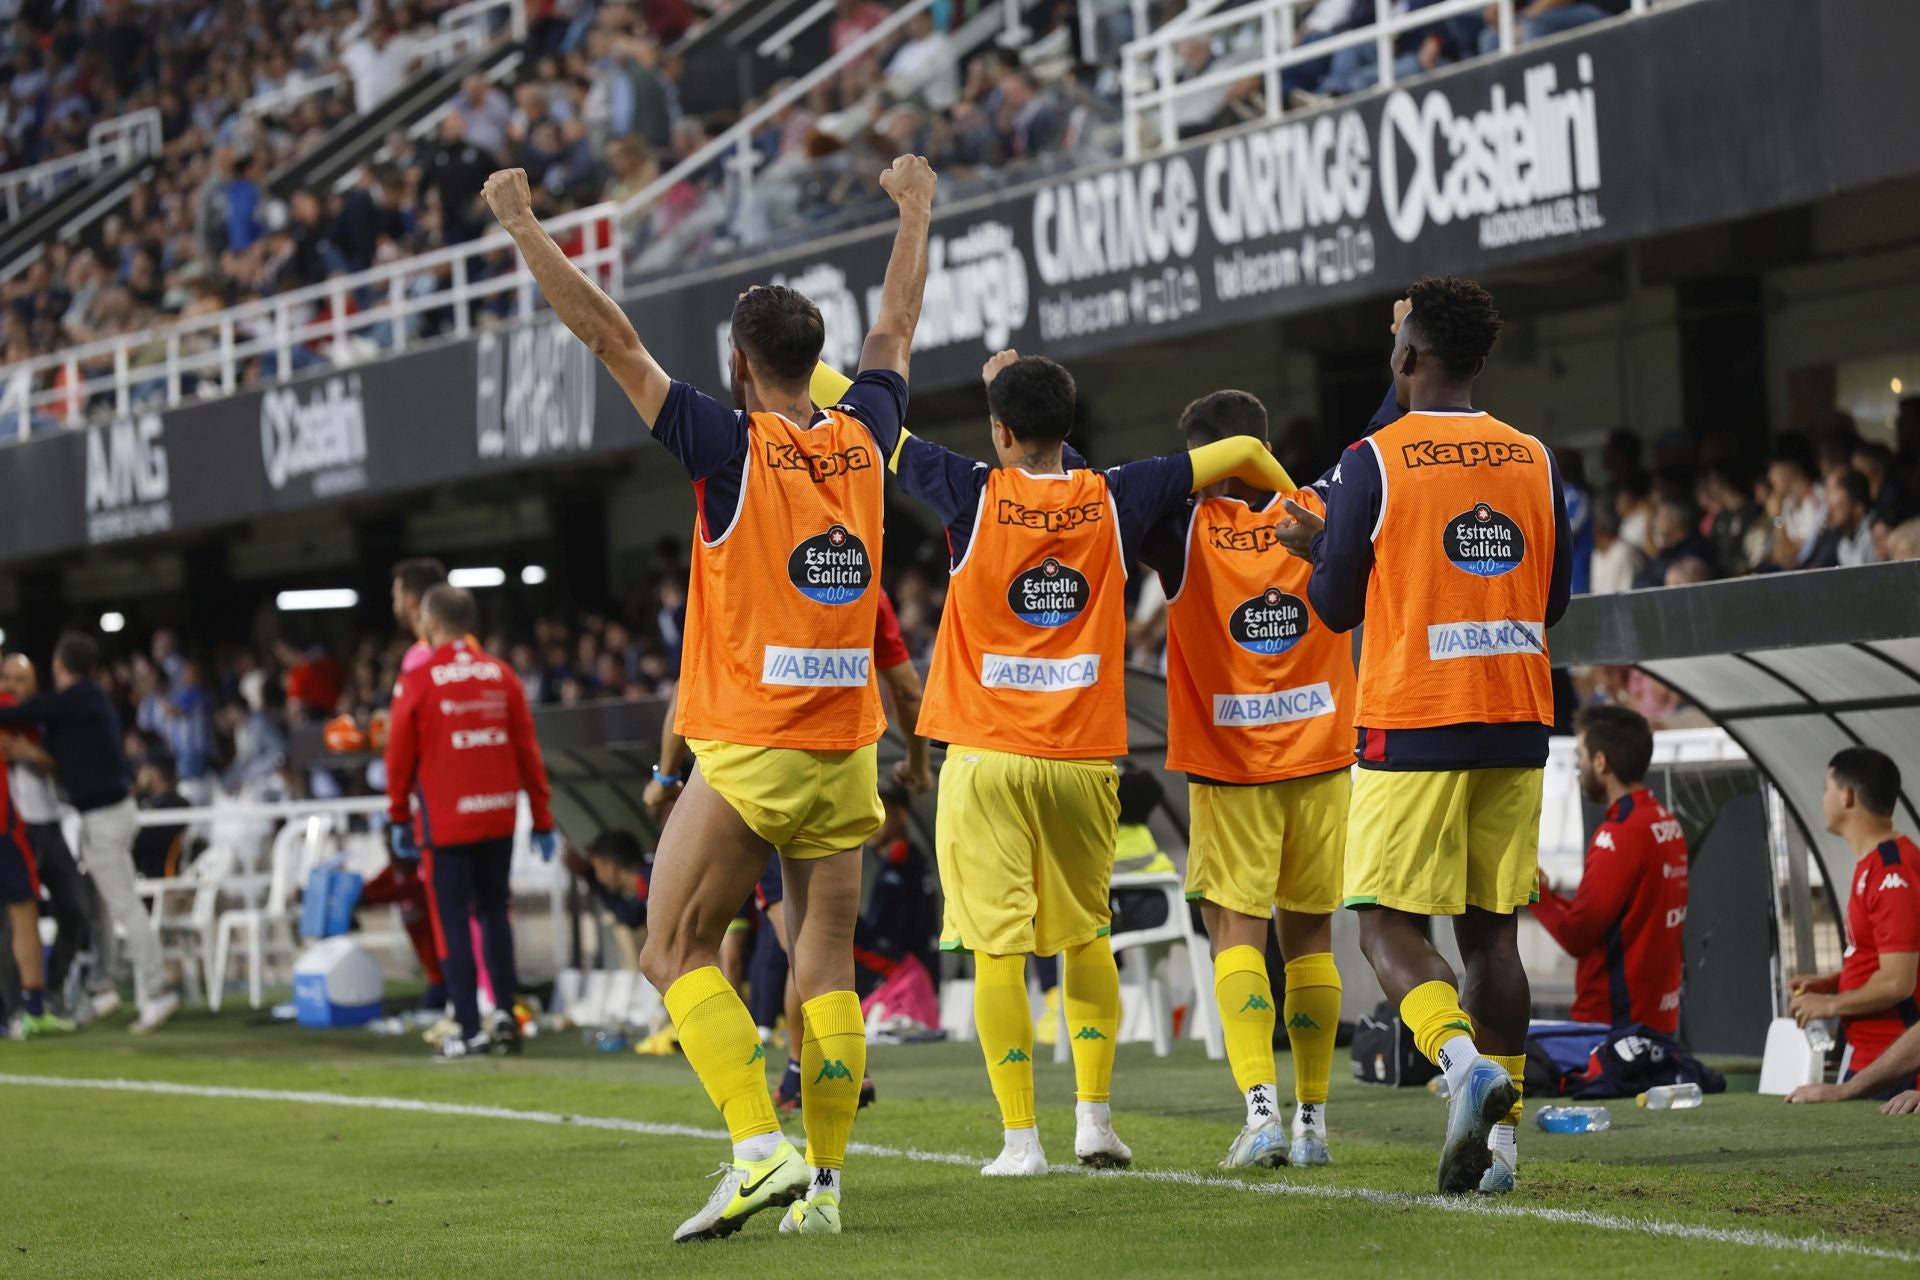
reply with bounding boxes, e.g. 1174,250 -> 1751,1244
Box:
1407,275 -> 1502,378
987,355 -> 1077,443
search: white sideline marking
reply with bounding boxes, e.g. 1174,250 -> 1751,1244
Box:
3,1073 -> 1915,1264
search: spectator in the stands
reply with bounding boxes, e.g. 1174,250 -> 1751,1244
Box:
163,659 -> 215,789
1853,442 -> 1909,528
1634,499 -> 1714,590
226,152 -> 267,255
1562,451 -> 1594,595
277,640 -> 346,721
831,0 -> 893,56
887,9 -> 961,111
1804,468 -> 1881,569
1700,461 -> 1765,576
1613,468 -> 1653,558
998,69 -> 1062,159
1481,0 -> 1625,52
1790,747 -> 1920,1100
428,112 -> 496,244
454,73 -> 514,159
1884,518 -> 1920,563
1588,506 -> 1642,595
1764,438 -> 1828,569
1663,556 -> 1712,588
1534,705 -> 1689,1035
341,19 -> 414,116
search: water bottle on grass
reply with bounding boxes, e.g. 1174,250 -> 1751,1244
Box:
1637,1083 -> 1704,1110
1536,1105 -> 1611,1133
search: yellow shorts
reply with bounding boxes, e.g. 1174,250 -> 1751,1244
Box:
688,737 -> 883,860
936,745 -> 1119,957
1344,766 -> 1541,915
1186,769 -> 1348,918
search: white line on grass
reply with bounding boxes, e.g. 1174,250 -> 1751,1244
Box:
4,1073 -> 1915,1265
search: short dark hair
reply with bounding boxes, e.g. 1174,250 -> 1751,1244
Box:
1116,767 -> 1165,826
1829,746 -> 1901,818
140,751 -> 178,785
1855,441 -> 1894,472
422,584 -> 478,638
1575,704 -> 1654,785
588,829 -> 644,869
1768,435 -> 1817,480
987,355 -> 1076,443
55,631 -> 99,678
1178,390 -> 1268,446
730,285 -> 824,385
391,557 -> 446,600
1617,468 -> 1652,502
1831,467 -> 1871,510
1406,275 -> 1502,378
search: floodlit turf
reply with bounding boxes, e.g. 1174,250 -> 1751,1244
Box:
4,1005 -> 1917,1278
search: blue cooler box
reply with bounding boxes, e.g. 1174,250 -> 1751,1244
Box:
292,937 -> 385,1027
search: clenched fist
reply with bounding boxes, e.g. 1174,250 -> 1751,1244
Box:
982,348 -> 1020,386
483,167 -> 535,229
879,154 -> 937,209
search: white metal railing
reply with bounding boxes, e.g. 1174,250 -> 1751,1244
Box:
0,108 -> 163,223
2,202 -> 619,439
242,72 -> 349,120
619,0 -> 967,230
1122,0 -> 1653,158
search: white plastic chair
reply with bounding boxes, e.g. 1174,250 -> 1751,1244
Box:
1054,872 -> 1223,1062
136,840 -> 239,1006
209,816 -> 326,1011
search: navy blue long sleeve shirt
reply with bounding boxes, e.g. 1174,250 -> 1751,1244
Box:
1306,405 -> 1573,770
0,681 -> 131,811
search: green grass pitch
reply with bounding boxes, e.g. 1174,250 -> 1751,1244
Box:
3,1006 -> 1916,1278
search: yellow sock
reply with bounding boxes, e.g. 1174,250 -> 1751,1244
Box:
799,990 -> 865,1171
1214,945 -> 1278,1096
974,952 -> 1035,1129
1062,939 -> 1120,1103
1283,952 -> 1342,1107
1488,1052 -> 1526,1125
663,966 -> 780,1143
1400,979 -> 1478,1069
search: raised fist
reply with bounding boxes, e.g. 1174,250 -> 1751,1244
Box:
483,168 -> 535,228
879,154 -> 937,208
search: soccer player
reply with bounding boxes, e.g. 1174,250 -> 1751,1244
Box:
1277,278 -> 1572,1194
1532,705 -> 1690,1036
1787,747 -> 1919,1100
817,348 -> 1295,1175
1138,389 -> 1354,1170
0,723 -> 69,1036
485,155 -> 936,1240
358,557 -> 453,1011
384,586 -> 558,1060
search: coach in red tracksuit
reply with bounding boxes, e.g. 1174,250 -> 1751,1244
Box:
1533,705 -> 1689,1035
386,585 -> 557,1058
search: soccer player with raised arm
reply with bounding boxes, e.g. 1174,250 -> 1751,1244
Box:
819,350 -> 1296,1176
485,155 -> 936,1241
1135,390 -> 1354,1170
1277,278 -> 1573,1195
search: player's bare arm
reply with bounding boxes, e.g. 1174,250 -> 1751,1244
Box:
861,155 -> 937,380
484,167 -> 671,425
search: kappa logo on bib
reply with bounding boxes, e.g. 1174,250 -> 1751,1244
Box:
1443,503 -> 1526,577
1229,587 -> 1308,655
787,524 -> 872,605
1006,557 -> 1089,627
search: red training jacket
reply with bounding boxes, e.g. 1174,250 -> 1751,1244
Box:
386,639 -> 553,848
1532,787 -> 1689,1034
1839,835 -> 1920,1073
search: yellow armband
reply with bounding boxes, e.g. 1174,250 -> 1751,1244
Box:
811,361 -> 854,408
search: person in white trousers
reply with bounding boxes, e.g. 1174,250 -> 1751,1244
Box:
0,632 -> 177,1032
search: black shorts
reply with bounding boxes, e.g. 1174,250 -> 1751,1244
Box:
0,828 -> 42,905
755,852 -> 784,911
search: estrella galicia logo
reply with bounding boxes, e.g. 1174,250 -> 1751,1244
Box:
787,524 -> 872,604
1444,503 -> 1525,577
1007,557 -> 1089,627
1230,588 -> 1308,654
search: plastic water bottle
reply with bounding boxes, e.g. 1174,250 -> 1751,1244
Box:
1536,1105 -> 1611,1133
1637,1083 -> 1704,1110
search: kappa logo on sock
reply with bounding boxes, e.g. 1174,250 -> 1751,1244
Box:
1286,1012 -> 1319,1029
813,1169 -> 836,1188
1254,1105 -> 1273,1118
1299,1104 -> 1318,1124
747,1044 -> 767,1065
814,1059 -> 854,1084
998,1048 -> 1031,1064
1073,1026 -> 1108,1041
1239,994 -> 1274,1013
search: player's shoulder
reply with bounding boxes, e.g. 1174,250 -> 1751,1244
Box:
1867,839 -> 1918,895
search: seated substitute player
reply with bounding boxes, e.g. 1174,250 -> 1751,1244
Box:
1787,748 -> 1919,1101
1136,389 -> 1353,1170
485,155 -> 937,1240
384,586 -> 558,1060
1532,705 -> 1690,1035
818,349 -> 1297,1176
1788,1018 -> 1920,1112
1277,279 -> 1572,1195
